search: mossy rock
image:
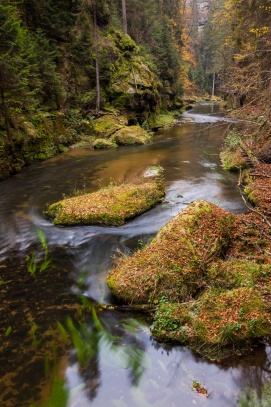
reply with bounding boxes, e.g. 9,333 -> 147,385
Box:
92,139 -> 117,149
150,302 -> 193,343
112,126 -> 150,145
151,287 -> 271,359
46,181 -> 165,226
244,185 -> 259,206
110,55 -> 160,112
92,115 -> 128,138
0,111 -> 79,179
207,259 -> 271,290
148,112 -> 177,130
117,34 -> 139,56
107,200 -> 235,304
220,148 -> 247,171
111,57 -> 154,94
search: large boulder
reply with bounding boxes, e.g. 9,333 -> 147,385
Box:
107,201 -> 235,304
92,139 -> 117,149
92,115 -> 128,139
112,125 -> 150,145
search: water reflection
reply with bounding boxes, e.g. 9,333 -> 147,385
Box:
57,309 -> 148,407
54,308 -> 271,407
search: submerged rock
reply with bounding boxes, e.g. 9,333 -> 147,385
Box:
46,180 -> 165,226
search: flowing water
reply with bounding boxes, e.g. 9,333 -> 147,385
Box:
1,104 -> 271,406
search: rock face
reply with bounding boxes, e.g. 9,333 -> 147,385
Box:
101,30 -> 160,114
187,0 -> 210,31
111,55 -> 159,112
198,0 -> 210,29
0,112 -> 77,180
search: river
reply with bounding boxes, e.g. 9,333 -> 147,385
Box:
1,104 -> 271,407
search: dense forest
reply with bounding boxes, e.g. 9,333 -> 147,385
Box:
1,0 -> 271,176
0,0 -> 186,178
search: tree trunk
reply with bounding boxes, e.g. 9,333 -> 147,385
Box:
122,0 -> 127,34
212,72 -> 215,97
1,89 -> 10,138
93,1 -> 100,113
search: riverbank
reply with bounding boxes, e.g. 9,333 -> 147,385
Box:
0,109 -> 180,180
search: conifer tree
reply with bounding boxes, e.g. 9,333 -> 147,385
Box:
0,2 -> 27,137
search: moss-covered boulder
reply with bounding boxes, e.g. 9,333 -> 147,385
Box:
151,287 -> 271,359
92,139 -> 117,149
148,112 -> 177,130
91,115 -> 150,146
46,181 -> 165,226
112,126 -> 150,145
219,129 -> 247,170
92,115 -> 128,138
107,201 -> 235,304
220,148 -> 247,171
207,260 -> 271,291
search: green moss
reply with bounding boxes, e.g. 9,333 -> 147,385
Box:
151,302 -> 192,343
244,186 -> 259,206
192,288 -> 270,359
92,139 -> 117,149
148,112 -> 178,130
208,260 -> 271,290
220,148 -> 247,171
92,115 -> 128,138
46,180 -> 165,226
112,125 -> 150,145
0,111 -> 79,179
110,52 -> 160,112
107,200 -> 235,304
151,287 -> 271,359
118,34 -> 139,57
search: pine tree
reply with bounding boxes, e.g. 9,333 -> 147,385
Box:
0,2 -> 26,137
